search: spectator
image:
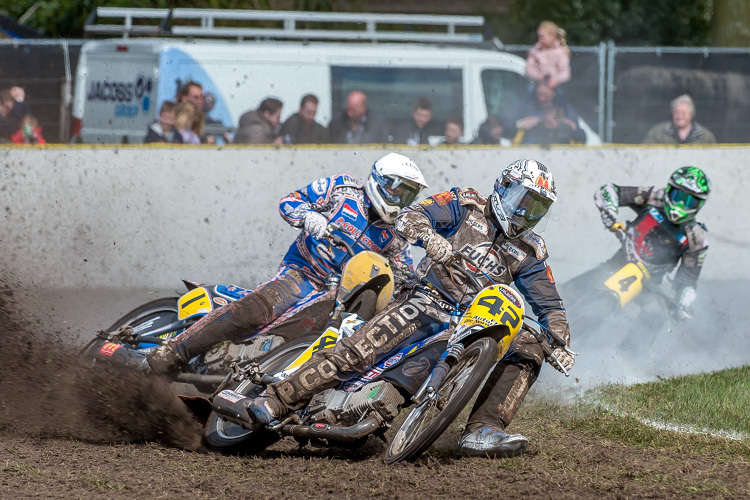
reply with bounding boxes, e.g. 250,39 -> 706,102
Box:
526,21 -> 571,90
390,96 -> 438,145
144,101 -> 182,144
177,80 -> 225,144
279,94 -> 329,144
0,86 -> 32,142
501,80 -> 581,141
328,90 -> 389,144
177,81 -> 204,109
472,114 -> 509,145
10,114 -> 45,145
174,101 -> 203,145
642,94 -> 716,145
440,115 -> 464,145
235,97 -> 283,145
516,106 -> 585,145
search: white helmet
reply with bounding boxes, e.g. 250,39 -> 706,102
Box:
365,153 -> 428,224
489,159 -> 557,239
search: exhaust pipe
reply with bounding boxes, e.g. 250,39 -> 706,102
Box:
282,416 -> 380,441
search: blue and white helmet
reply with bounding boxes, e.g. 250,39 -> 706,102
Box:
365,153 -> 428,224
489,159 -> 557,239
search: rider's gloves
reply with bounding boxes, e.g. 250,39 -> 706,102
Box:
425,234 -> 453,264
303,211 -> 330,239
546,346 -> 575,374
599,206 -> 618,230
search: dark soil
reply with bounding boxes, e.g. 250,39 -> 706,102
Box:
1,278 -> 748,500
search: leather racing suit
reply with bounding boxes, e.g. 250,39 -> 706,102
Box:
150,174 -> 414,369
567,184 -> 708,311
264,187 -> 570,431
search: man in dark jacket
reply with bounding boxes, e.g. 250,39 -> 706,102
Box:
242,159 -> 575,459
235,98 -> 283,144
328,90 -> 389,144
390,96 -> 439,145
279,94 -> 329,144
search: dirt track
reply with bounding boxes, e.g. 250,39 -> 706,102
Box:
1,281 -> 749,499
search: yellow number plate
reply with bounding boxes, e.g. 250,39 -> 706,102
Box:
604,262 -> 647,307
177,287 -> 213,320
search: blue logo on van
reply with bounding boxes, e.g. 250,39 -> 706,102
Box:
88,76 -> 154,103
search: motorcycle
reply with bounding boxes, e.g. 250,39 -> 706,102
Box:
207,255 -> 572,459
80,225 -> 391,395
562,222 -> 691,346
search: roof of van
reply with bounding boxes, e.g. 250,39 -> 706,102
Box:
81,38 -> 526,66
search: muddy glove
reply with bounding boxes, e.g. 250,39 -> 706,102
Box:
425,234 -> 453,264
303,211 -> 331,239
599,206 -> 618,230
546,346 -> 575,374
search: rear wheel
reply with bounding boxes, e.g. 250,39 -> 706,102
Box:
106,297 -> 180,334
384,337 -> 498,464
203,334 -> 318,453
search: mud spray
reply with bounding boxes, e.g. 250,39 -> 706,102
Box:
0,275 -> 203,450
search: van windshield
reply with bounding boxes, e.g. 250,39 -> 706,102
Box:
481,69 -> 529,118
331,66 -> 462,133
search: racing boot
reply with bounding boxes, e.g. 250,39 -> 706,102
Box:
146,342 -> 188,374
458,422 -> 529,458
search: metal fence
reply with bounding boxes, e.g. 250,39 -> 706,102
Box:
2,38 -> 750,144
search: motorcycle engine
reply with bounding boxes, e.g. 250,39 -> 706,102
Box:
307,381 -> 404,426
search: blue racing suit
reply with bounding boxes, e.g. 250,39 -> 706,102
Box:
152,174 -> 414,367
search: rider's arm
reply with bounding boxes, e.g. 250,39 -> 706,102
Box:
279,174 -> 361,228
672,223 -> 708,310
514,254 -> 570,345
594,184 -> 661,229
394,189 -> 465,246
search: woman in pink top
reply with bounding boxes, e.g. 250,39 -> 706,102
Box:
525,21 -> 571,90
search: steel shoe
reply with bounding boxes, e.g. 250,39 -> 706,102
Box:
458,423 -> 528,458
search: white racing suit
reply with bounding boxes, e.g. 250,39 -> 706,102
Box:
148,174 -> 414,371
264,187 -> 571,432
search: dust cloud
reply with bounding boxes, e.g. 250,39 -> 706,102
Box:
0,274 -> 203,450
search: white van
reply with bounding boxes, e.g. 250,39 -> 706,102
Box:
72,9 -> 601,145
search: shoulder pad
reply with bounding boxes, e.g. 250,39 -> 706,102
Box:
456,188 -> 486,208
332,174 -> 363,189
684,222 -> 708,252
518,231 -> 548,261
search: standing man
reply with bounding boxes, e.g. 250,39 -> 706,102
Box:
235,97 -> 284,145
642,94 -> 716,144
328,90 -> 389,144
146,153 -> 429,373
279,94 -> 330,144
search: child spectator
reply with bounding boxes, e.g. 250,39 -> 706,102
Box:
174,101 -> 203,145
10,115 -> 45,145
472,114 -> 508,145
525,21 -> 571,90
440,115 -> 464,145
144,101 -> 182,144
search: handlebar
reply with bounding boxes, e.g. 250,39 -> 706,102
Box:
325,223 -> 356,257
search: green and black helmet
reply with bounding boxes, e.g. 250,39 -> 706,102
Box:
664,166 -> 711,224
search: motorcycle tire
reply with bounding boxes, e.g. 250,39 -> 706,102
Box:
346,289 -> 378,321
203,334 -> 318,454
384,337 -> 498,464
105,297 -> 180,333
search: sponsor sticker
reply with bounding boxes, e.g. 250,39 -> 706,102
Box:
217,390 -> 245,404
341,203 -> 359,219
433,191 -> 455,206
546,266 -> 555,284
466,215 -> 488,234
312,178 -> 329,196
497,286 -> 522,307
502,241 -> 527,261
420,198 -> 434,206
98,342 -> 123,357
383,353 -> 403,368
213,297 -> 228,306
459,189 -> 485,204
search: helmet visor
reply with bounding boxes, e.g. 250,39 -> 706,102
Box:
501,182 -> 553,231
668,187 -> 701,210
377,175 -> 422,207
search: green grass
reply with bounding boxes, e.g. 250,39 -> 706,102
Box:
590,365 -> 750,439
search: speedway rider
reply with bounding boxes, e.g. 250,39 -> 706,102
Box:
146,153 -> 429,373
568,166 -> 710,319
244,159 -> 575,458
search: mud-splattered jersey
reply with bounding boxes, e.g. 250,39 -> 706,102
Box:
595,184 -> 708,306
278,173 -> 413,282
395,187 -> 568,340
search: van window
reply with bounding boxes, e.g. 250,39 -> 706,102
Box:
481,69 -> 529,118
331,66 -> 463,129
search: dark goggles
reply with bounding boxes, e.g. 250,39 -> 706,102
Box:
376,174 -> 421,207
502,183 -> 553,226
668,187 -> 701,210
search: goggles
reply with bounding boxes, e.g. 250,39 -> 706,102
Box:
501,182 -> 553,230
667,186 -> 701,210
374,171 -> 422,207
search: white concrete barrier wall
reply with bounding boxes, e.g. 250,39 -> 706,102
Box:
2,146 -> 748,289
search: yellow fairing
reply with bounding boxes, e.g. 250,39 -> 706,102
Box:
178,287 -> 213,320
339,251 -> 394,312
283,327 -> 339,370
459,284 -> 525,359
604,262 -> 650,307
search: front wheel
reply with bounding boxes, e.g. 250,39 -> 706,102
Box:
203,334 -> 318,453
384,337 -> 498,464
